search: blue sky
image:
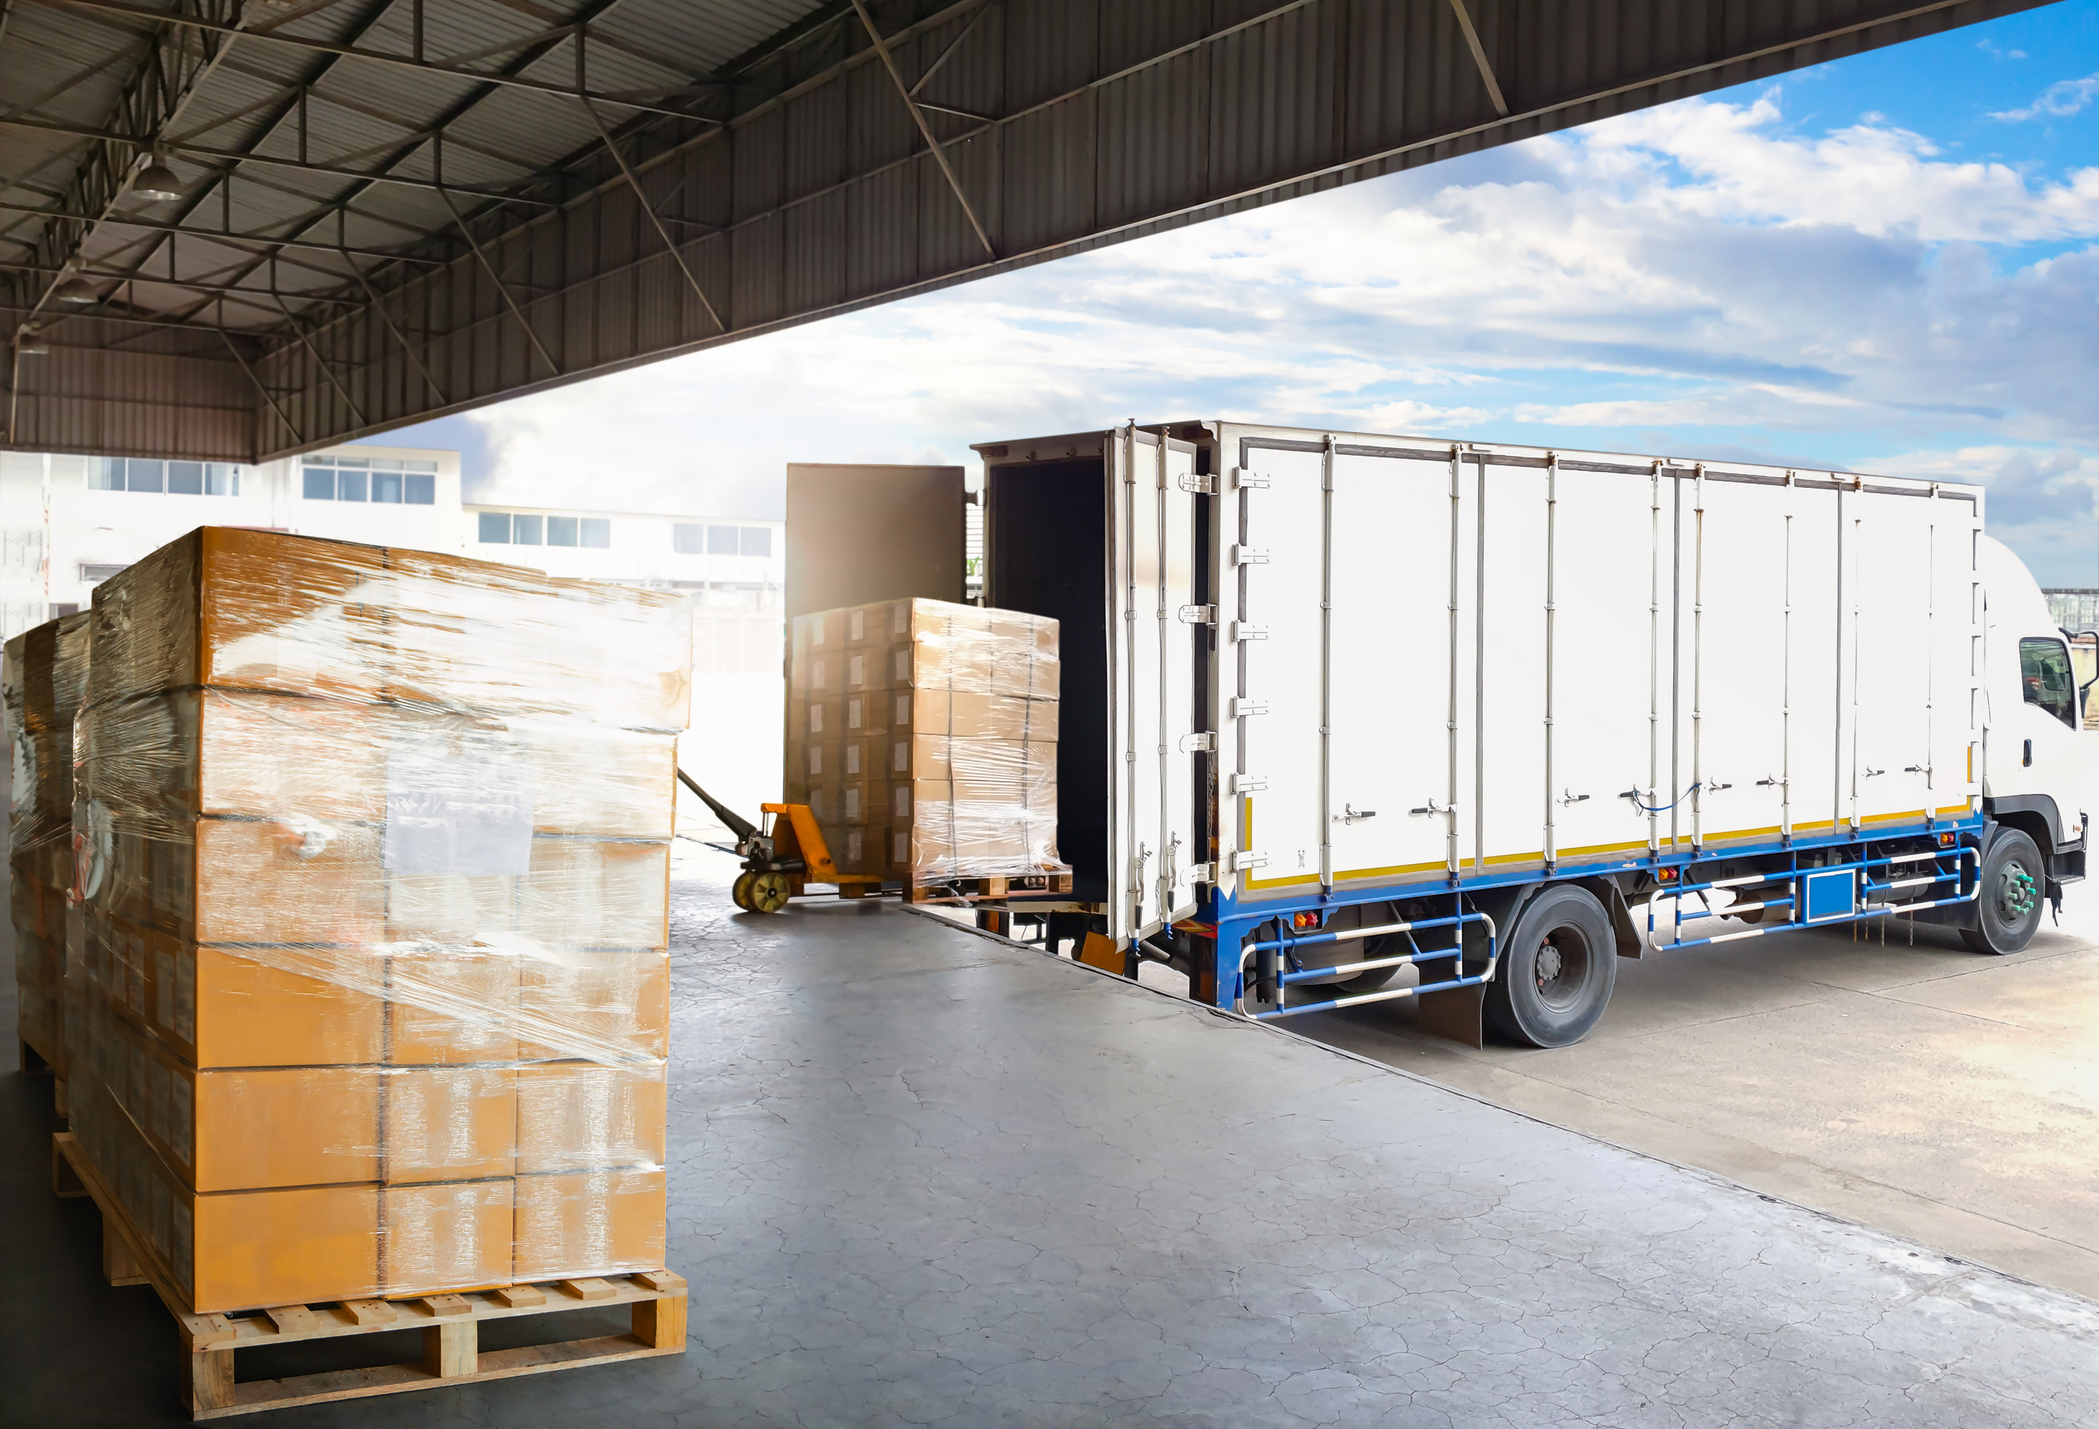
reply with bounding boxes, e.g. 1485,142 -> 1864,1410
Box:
371,2 -> 2099,585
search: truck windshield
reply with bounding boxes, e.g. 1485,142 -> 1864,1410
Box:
2019,638 -> 2078,729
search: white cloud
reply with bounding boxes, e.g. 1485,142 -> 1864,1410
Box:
1992,72 -> 2099,122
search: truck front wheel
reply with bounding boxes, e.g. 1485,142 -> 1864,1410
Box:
1483,884 -> 1617,1047
1961,829 -> 2046,955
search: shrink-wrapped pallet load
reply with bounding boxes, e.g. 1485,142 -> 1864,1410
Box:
785,597 -> 1061,886
6,610 -> 91,1080
63,527 -> 689,1314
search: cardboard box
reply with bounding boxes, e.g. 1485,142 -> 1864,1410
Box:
515,1063 -> 667,1173
386,950 -> 520,1064
906,689 -> 1058,742
383,1067 -> 517,1183
382,1179 -> 514,1294
513,1168 -> 667,1281
517,952 -> 670,1063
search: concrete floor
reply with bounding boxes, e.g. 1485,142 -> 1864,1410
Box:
7,869 -> 2099,1426
1282,900 -> 2099,1304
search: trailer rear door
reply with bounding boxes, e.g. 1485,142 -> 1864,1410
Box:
1109,428 -> 1203,941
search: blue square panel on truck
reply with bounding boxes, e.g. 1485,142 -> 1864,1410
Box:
1803,869 -> 1858,923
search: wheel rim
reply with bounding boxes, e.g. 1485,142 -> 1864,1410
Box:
1532,927 -> 1592,1012
1993,859 -> 2039,925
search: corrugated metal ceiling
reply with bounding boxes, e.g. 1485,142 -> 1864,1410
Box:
0,0 -> 2060,462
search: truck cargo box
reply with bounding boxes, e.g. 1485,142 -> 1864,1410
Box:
980,424 -> 1984,946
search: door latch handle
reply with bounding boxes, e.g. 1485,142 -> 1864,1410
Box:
1333,803 -> 1377,825
1409,798 -> 1455,817
1560,790 -> 1590,807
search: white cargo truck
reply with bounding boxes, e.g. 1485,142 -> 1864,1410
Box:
975,423 -> 2090,1046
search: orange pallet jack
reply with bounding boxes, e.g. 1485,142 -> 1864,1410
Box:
679,770 -> 881,913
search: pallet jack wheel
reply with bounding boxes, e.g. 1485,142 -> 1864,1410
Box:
747,870 -> 793,914
731,871 -> 757,912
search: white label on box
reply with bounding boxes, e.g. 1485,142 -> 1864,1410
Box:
894,786 -> 911,818
845,787 -> 862,820
894,741 -> 908,773
848,830 -> 864,862
849,609 -> 865,641
895,649 -> 910,682
384,744 -> 535,877
895,694 -> 911,727
809,704 -> 824,734
848,697 -> 863,730
848,654 -> 864,687
809,747 -> 823,776
811,657 -> 826,690
846,744 -> 861,775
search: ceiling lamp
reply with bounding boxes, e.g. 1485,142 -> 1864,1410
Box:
53,272 -> 97,304
133,152 -> 184,201
16,333 -> 50,356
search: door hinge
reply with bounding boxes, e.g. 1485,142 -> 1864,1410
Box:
1229,468 -> 1270,490
1178,731 -> 1215,753
1232,545 -> 1270,565
1230,698 -> 1268,719
1228,850 -> 1269,873
1232,772 -> 1268,794
1177,604 -> 1217,625
1229,622 -> 1269,642
1186,862 -> 1215,884
1178,472 -> 1216,494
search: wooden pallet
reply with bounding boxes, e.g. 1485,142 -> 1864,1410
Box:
904,869 -> 1074,904
51,1132 -> 687,1420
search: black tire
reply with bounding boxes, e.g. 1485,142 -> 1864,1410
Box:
1960,829 -> 2045,955
1483,883 -> 1617,1048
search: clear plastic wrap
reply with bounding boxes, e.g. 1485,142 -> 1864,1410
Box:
6,610 -> 90,1074
50,526 -> 690,1313
785,597 -> 1062,881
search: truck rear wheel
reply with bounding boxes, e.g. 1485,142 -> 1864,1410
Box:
1960,829 -> 2045,955
1483,884 -> 1617,1048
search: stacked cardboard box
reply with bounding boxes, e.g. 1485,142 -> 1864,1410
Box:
6,611 -> 90,1076
64,528 -> 689,1313
785,598 -> 1060,882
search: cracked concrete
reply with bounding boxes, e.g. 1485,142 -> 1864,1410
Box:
6,866 -> 2098,1426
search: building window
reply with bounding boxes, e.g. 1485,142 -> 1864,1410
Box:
479,512 -> 612,548
79,564 -> 127,583
707,524 -> 741,555
304,453 -> 437,503
741,527 -> 771,557
673,523 -> 704,555
89,457 -> 239,495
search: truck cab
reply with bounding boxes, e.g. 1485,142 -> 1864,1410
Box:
1979,536 -> 2090,912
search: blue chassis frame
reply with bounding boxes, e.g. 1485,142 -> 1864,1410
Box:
1185,812 -> 1988,1017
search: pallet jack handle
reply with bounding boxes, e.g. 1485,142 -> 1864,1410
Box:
677,767 -> 759,844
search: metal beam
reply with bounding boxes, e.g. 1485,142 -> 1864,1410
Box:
0,114 -> 559,204
23,0 -> 722,123
0,200 -> 446,265
0,258 -> 364,305
848,0 -> 993,259
1446,0 -> 1508,117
